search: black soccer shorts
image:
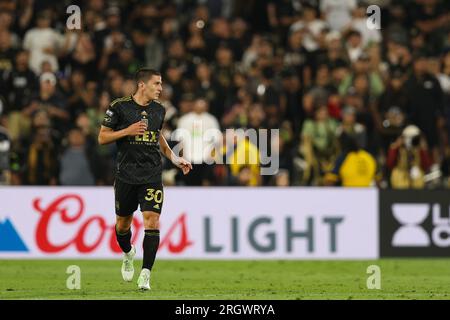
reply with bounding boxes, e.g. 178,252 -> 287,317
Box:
114,179 -> 164,216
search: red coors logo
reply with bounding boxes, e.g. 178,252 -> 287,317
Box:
33,194 -> 193,254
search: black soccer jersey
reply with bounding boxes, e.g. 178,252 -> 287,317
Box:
102,95 -> 166,185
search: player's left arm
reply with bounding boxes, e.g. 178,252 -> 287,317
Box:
159,134 -> 192,175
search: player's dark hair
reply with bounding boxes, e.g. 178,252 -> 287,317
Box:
134,68 -> 161,84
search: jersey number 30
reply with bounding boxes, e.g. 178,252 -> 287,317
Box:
145,188 -> 163,203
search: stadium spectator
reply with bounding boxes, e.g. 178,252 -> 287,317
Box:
339,52 -> 384,98
59,127 -> 99,186
223,131 -> 261,187
284,28 -> 312,87
258,66 -> 283,128
303,63 -> 338,117
213,43 -> 235,94
344,29 -> 365,63
195,61 -> 225,119
22,125 -> 58,185
320,0 -> 357,32
24,72 -> 69,140
0,122 -> 10,185
67,31 -> 97,81
186,18 -> 207,60
2,50 -> 37,141
0,10 -> 20,47
221,87 -> 253,129
289,4 -> 328,53
377,67 -> 408,152
280,69 -> 304,134
175,97 -> 220,186
85,91 -> 116,185
0,30 -> 16,80
405,52 -> 445,161
299,103 -> 339,185
336,105 -> 367,150
387,125 -> 433,189
324,132 -> 377,187
23,10 -> 63,75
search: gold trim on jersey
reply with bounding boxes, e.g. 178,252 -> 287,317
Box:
110,95 -> 132,107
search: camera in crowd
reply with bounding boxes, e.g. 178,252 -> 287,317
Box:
402,125 -> 422,149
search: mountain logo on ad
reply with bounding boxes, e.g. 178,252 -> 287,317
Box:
0,218 -> 29,251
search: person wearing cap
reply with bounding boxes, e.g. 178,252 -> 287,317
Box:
22,72 -> 69,139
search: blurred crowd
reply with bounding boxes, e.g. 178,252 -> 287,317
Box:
0,0 -> 449,188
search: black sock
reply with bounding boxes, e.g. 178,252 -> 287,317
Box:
142,229 -> 160,270
115,225 -> 132,253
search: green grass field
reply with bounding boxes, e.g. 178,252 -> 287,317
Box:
0,259 -> 449,300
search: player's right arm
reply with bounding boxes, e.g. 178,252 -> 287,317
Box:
98,122 -> 147,145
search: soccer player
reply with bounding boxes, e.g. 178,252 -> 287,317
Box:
98,68 -> 192,290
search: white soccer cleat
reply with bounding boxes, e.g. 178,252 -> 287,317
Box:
137,268 -> 151,290
121,245 -> 136,282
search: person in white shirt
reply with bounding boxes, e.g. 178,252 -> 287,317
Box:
175,97 -> 221,185
23,11 -> 64,75
289,4 -> 328,53
320,0 -> 357,31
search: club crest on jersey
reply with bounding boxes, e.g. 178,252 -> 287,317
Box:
141,111 -> 149,126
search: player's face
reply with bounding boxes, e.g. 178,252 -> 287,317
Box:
144,75 -> 163,100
